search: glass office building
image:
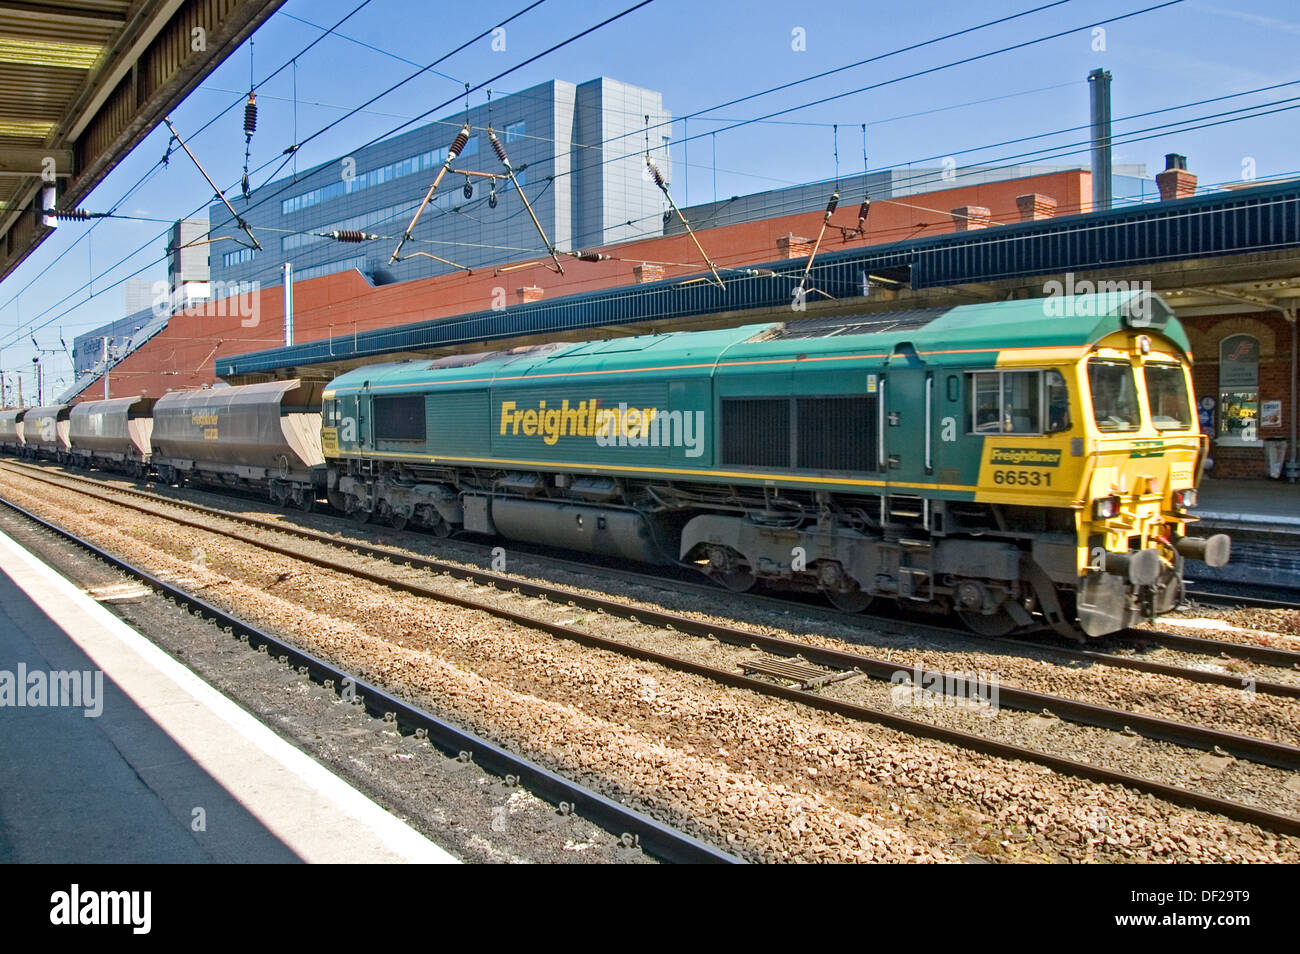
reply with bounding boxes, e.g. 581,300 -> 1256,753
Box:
209,77 -> 672,291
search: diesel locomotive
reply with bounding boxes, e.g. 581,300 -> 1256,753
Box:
320,290 -> 1229,638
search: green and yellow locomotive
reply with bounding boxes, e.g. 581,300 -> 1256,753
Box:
321,290 -> 1227,638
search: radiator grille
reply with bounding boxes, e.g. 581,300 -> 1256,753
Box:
721,395 -> 879,471
721,398 -> 790,467
798,396 -> 877,471
374,395 -> 425,441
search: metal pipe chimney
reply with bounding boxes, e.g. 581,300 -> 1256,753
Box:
282,262 -> 294,347
1089,68 -> 1113,213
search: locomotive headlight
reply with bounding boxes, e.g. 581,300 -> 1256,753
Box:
1172,488 -> 1197,511
1093,495 -> 1121,520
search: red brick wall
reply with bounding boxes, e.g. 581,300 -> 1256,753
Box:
1184,311 -> 1295,479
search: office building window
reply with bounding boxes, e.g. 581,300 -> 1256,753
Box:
222,247 -> 256,267
280,137 -> 479,215
505,121 -> 526,143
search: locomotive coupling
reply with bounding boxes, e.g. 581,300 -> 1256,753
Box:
1174,533 -> 1232,568
1100,548 -> 1163,585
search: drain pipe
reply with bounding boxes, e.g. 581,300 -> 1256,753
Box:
282,262 -> 293,347
1289,309 -> 1298,482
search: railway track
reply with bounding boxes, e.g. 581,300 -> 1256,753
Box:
1185,585 -> 1300,612
5,460 -> 1297,691
0,492 -> 737,865
3,460 -> 1299,839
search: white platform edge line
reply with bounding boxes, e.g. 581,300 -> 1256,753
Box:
0,527 -> 459,864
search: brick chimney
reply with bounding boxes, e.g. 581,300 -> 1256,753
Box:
1156,153 -> 1197,201
951,206 -> 991,231
1015,193 -> 1057,221
777,233 -> 814,258
516,285 -> 544,303
633,262 -> 665,283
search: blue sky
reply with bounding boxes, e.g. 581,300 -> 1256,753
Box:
4,0 -> 1299,394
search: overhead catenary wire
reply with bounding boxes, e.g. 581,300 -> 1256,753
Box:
5,0 -> 1103,334
0,1 -> 652,351
13,0 -> 1293,363
21,79 -> 1300,356
0,0 -> 386,340
0,0 -> 564,351
5,0 -> 1149,349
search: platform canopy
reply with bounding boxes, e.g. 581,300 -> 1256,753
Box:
0,0 -> 285,281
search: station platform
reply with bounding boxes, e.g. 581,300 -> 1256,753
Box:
0,528 -> 456,864
1187,477 -> 1300,590
1194,476 -> 1300,530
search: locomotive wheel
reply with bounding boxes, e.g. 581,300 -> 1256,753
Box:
712,568 -> 757,593
351,506 -> 372,524
958,607 -> 1019,637
429,515 -> 453,538
388,512 -> 409,531
298,494 -> 316,513
825,588 -> 874,613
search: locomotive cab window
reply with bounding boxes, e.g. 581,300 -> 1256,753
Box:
1088,360 -> 1141,431
1144,363 -> 1192,431
970,370 -> 1055,434
374,395 -> 425,441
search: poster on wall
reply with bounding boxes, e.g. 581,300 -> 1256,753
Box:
1262,400 -> 1282,428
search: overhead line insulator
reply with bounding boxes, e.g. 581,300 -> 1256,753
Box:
823,189 -> 840,223
43,208 -> 94,221
489,128 -> 510,167
645,158 -> 666,190
243,92 -> 258,137
324,230 -> 376,243
448,127 -> 470,161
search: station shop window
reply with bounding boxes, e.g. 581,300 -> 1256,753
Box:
1217,333 -> 1260,445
